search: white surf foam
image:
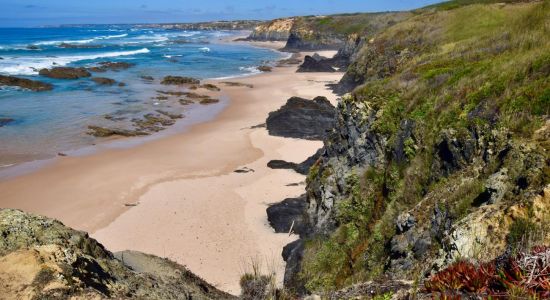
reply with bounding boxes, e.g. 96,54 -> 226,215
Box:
0,48 -> 150,75
35,33 -> 129,46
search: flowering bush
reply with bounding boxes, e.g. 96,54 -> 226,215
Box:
425,246 -> 550,299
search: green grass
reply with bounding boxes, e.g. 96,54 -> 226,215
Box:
424,0 -> 529,11
300,0 -> 550,293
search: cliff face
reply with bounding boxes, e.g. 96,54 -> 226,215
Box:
0,209 -> 234,300
246,12 -> 411,51
247,18 -> 295,41
284,13 -> 411,51
289,1 -> 550,296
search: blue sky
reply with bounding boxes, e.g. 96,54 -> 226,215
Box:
1,0 -> 443,27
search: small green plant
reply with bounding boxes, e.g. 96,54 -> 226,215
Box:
239,257 -> 277,300
373,292 -> 393,300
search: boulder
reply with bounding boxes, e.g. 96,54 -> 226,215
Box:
92,77 -> 116,85
39,67 -> 91,79
297,55 -> 335,72
141,75 -> 154,81
257,65 -> 273,72
88,62 -> 135,72
200,83 -> 220,91
281,239 -> 306,294
199,98 -> 219,105
161,76 -> 200,85
266,96 -> 336,140
0,118 -> 14,127
267,148 -> 322,175
266,194 -> 310,237
0,75 -> 53,91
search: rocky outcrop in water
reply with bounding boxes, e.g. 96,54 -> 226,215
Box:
257,66 -> 273,72
39,67 -> 91,79
266,96 -> 336,140
88,62 -> 135,72
0,75 -> 53,91
92,77 -> 117,85
0,209 -> 234,299
87,126 -> 148,137
58,43 -> 104,49
0,118 -> 14,127
161,76 -> 200,85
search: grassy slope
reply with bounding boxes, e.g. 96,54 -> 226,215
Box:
300,0 -> 549,293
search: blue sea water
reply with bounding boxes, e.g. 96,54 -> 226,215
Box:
0,26 -> 284,166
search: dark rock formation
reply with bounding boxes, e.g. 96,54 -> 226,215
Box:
266,195 -> 310,237
267,148 -> 322,175
266,96 -> 336,140
297,54 -> 335,73
199,98 -> 219,105
281,239 -> 306,294
156,110 -> 183,120
284,32 -> 345,51
161,76 -> 200,85
267,160 -> 298,171
0,118 -> 14,127
88,62 -> 135,72
257,65 -> 273,72
133,114 -> 176,132
92,77 -> 116,85
0,209 -> 235,299
39,67 -> 91,79
87,126 -> 148,137
141,75 -> 154,81
277,53 -> 303,66
58,43 -> 104,49
26,45 -> 40,50
0,75 -> 53,91
234,167 -> 255,173
221,81 -> 254,88
200,83 -> 220,91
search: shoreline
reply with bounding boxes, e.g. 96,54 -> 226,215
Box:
0,41 -> 343,294
0,38 -> 288,177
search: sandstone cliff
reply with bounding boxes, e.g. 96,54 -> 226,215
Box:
0,209 -> 235,300
246,18 -> 295,41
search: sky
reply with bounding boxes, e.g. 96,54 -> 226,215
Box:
0,0 -> 443,27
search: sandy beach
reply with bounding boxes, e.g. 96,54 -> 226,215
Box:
0,42 -> 342,294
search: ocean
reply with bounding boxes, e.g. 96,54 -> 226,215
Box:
0,25 -> 284,167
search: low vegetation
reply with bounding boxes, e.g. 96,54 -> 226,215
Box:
300,0 -> 549,295
425,246 -> 550,299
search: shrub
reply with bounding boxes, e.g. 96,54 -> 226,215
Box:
424,246 -> 550,298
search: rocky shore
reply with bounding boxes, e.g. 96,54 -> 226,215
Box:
0,209 -> 234,299
1,1 -> 549,299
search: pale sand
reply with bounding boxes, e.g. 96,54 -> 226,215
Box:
0,49 -> 342,294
